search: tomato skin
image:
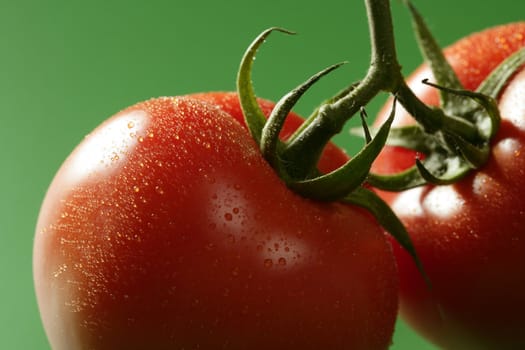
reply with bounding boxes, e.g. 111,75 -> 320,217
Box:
373,22 -> 525,349
189,91 -> 350,174
34,95 -> 398,349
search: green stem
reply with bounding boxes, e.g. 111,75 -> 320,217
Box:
281,0 -> 491,182
289,99 -> 397,200
396,81 -> 481,142
282,0 -> 405,178
236,27 -> 296,146
261,62 -> 347,178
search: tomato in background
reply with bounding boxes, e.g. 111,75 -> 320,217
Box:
34,94 -> 399,349
373,22 -> 525,349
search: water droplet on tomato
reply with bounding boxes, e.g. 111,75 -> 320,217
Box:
53,264 -> 68,277
278,257 -> 287,266
127,121 -> 135,129
133,186 -> 140,193
264,259 -> 273,268
224,213 -> 233,221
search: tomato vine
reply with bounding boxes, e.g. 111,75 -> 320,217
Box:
235,0 -> 525,285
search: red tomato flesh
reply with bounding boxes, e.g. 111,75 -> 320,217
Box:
34,94 -> 398,349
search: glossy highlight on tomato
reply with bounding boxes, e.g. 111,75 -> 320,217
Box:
373,22 -> 525,350
34,94 -> 398,349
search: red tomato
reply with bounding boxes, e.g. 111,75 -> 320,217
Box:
34,93 -> 398,349
373,23 -> 525,349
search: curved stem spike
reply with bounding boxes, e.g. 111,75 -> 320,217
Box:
236,27 -> 296,145
261,62 -> 347,174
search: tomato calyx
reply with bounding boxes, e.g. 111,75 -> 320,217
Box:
236,29 -> 428,282
231,0 -> 518,283
237,27 -> 351,184
236,27 -> 391,199
365,1 -> 525,190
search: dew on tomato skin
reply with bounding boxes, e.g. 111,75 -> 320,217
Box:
53,264 -> 68,278
468,229 -> 480,239
264,259 -> 273,268
203,174 -> 216,184
155,186 -> 164,195
278,257 -> 287,266
472,173 -> 492,197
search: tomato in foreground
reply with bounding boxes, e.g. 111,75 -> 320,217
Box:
373,23 -> 525,349
34,94 -> 398,349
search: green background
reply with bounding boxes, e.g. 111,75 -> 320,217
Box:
2,0 -> 523,348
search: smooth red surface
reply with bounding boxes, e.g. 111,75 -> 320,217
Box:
373,23 -> 525,349
34,94 -> 398,349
